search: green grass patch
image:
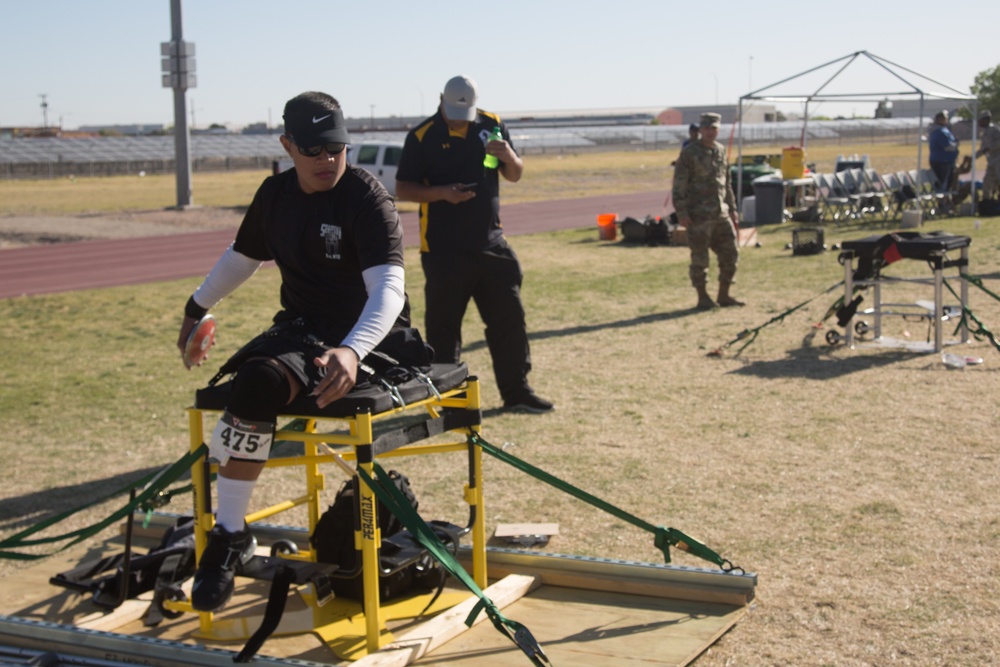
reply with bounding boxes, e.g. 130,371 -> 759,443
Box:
1,141 -> 937,216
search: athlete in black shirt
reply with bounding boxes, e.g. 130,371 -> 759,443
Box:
396,75 -> 554,415
175,91 -> 407,612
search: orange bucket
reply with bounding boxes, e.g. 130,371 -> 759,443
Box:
597,213 -> 617,241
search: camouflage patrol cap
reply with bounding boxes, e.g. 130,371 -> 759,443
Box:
700,113 -> 721,128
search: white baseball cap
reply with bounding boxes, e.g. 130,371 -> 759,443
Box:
442,75 -> 478,122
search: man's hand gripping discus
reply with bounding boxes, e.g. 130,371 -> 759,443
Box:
182,314 -> 216,369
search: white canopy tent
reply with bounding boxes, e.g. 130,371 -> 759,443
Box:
736,50 -> 978,209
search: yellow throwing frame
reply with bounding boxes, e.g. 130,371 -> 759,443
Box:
171,370 -> 485,658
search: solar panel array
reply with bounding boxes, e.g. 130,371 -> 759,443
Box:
0,119 -> 924,168
0,134 -> 286,165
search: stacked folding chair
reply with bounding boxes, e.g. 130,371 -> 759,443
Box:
918,168 -> 954,217
832,171 -> 865,221
841,168 -> 875,219
813,173 -> 852,224
904,169 -> 939,219
892,171 -> 923,217
861,169 -> 893,224
881,171 -> 915,218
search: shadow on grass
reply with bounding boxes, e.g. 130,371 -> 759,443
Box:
463,309 -> 701,355
728,344 -> 925,380
0,465 -> 186,535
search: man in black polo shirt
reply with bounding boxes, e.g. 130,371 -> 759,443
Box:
396,75 -> 553,414
175,91 -> 409,612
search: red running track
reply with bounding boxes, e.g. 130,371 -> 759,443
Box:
0,190 -> 669,299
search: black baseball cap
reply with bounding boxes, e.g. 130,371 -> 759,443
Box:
283,101 -> 350,147
689,123 -> 700,131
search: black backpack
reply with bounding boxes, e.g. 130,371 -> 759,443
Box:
310,470 -> 449,602
620,214 -> 670,246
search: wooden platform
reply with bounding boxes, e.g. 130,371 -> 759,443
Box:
0,523 -> 756,667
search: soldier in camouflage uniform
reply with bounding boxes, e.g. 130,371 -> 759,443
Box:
975,110 -> 1000,200
671,112 -> 743,310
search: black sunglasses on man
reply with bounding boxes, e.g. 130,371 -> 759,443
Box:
288,137 -> 347,157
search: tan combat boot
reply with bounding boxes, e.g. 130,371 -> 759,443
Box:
717,283 -> 745,308
696,286 -> 717,310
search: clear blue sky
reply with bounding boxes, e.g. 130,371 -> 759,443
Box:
2,0 -> 997,130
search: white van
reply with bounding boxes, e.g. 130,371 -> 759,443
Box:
274,140 -> 404,197
347,141 -> 403,197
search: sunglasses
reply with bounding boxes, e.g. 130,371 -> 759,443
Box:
289,137 -> 347,157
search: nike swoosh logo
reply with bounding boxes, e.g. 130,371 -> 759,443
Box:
312,114 -> 331,123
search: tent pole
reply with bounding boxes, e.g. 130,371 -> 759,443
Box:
917,95 -> 925,176
802,101 -> 810,151
737,97 -> 744,216
971,102 -> 979,209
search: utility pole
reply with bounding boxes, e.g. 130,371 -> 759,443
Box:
39,94 -> 49,128
161,0 -> 196,208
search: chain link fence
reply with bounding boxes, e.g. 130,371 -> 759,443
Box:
1,120 -> 926,180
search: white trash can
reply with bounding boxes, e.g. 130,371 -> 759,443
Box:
741,196 -> 756,226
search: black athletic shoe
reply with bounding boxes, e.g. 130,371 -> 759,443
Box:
191,524 -> 256,612
504,392 -> 555,414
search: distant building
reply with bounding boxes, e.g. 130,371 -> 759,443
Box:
656,104 -> 777,126
192,126 -> 234,135
500,108 -> 660,128
241,122 -> 276,135
879,99 -> 962,119
77,124 -> 165,136
0,126 -> 63,138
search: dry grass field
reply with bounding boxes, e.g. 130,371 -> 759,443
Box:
2,142 -> 999,666
0,136 -> 941,217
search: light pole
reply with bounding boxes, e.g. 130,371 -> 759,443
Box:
711,72 -> 718,105
370,104 -> 375,129
39,94 -> 49,128
161,0 -> 196,208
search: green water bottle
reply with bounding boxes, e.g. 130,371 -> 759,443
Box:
483,126 -> 502,169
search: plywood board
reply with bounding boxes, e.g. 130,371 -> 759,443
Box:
410,585 -> 749,667
0,529 -> 753,667
494,523 -> 559,538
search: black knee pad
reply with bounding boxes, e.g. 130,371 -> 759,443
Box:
227,358 -> 291,423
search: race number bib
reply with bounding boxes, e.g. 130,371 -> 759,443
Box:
209,412 -> 274,465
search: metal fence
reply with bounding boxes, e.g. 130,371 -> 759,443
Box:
0,119 -> 927,180
0,155 -> 279,179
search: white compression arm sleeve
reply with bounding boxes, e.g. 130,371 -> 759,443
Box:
191,244 -> 262,310
340,264 -> 405,360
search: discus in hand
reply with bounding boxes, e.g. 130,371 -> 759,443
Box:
183,314 -> 216,369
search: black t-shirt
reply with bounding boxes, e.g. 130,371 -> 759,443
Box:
234,166 -> 405,342
396,110 -> 513,255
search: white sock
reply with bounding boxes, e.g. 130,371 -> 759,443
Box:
215,476 -> 256,533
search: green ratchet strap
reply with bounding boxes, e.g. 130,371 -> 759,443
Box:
469,433 -> 742,574
355,462 -> 551,667
961,273 -> 1000,303
712,281 -> 844,357
950,274 -> 1000,353
0,444 -> 207,561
